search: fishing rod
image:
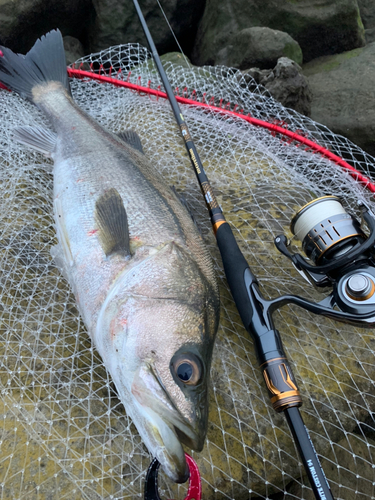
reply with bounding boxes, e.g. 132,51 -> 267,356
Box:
133,1 -> 375,498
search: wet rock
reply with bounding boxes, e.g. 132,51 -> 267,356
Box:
192,0 -> 365,66
160,52 -> 192,69
215,27 -> 302,70
240,58 -> 312,116
89,0 -> 204,55
365,27 -> 375,44
0,0 -> 93,53
0,0 -> 203,58
63,36 -> 85,65
263,57 -> 312,116
303,42 -> 375,157
358,0 -> 375,30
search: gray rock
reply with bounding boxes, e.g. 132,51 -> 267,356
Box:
303,42 -> 375,156
215,27 -> 302,70
192,0 -> 365,66
358,0 -> 375,29
263,57 -> 312,116
0,0 -> 203,58
63,36 -> 85,66
240,58 -> 312,116
160,52 -> 192,69
241,67 -> 273,86
132,51 -> 208,77
0,0 -> 93,53
89,0 -> 204,55
365,27 -> 375,44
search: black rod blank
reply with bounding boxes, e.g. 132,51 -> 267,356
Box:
286,407 -> 333,500
132,0 -> 225,231
131,1 -> 334,498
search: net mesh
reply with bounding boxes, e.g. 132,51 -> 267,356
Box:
1,43 -> 375,499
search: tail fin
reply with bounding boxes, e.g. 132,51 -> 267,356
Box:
0,29 -> 71,101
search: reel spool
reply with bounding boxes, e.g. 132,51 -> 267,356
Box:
290,196 -> 367,266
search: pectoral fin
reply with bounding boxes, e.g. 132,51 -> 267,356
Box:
95,188 -> 131,257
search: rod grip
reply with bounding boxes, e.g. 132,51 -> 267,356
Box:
215,222 -> 255,329
216,223 -> 302,412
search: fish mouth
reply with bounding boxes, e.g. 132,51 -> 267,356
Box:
130,364 -> 205,483
143,408 -> 194,483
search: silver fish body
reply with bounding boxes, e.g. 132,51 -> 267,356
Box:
0,31 -> 220,482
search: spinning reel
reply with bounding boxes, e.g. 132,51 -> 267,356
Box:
274,196 -> 375,326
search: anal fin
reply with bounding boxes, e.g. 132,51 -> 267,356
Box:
95,188 -> 131,258
13,126 -> 57,157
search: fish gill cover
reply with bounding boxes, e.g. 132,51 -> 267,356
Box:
0,43 -> 375,499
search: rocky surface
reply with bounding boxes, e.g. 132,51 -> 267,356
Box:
263,58 -> 311,115
160,51 -> 192,69
215,27 -> 302,70
63,36 -> 85,66
0,0 -> 94,53
89,0 -> 204,55
303,42 -> 375,157
365,27 -> 375,43
192,0 -> 365,66
1,0 -> 375,155
159,52 -> 311,116
0,0 -> 203,57
358,0 -> 375,29
0,0 -> 367,69
241,57 -> 312,116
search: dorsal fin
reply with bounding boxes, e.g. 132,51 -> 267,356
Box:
95,188 -> 130,257
117,130 -> 144,153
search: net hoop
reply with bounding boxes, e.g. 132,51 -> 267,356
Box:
68,66 -> 375,194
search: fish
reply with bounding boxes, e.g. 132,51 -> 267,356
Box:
0,29 -> 220,483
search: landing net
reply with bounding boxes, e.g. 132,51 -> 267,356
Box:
1,44 -> 375,500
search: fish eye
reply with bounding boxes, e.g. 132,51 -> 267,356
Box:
171,354 -> 202,386
177,362 -> 193,382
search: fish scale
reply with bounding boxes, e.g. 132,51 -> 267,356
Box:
37,87 -> 210,316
